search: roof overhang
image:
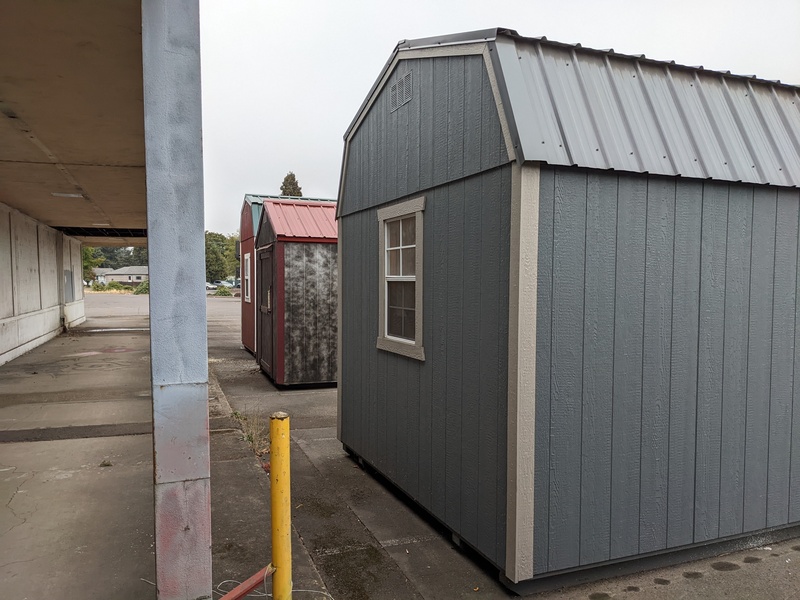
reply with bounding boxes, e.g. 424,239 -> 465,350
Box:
0,0 -> 147,246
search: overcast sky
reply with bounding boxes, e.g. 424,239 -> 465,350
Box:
199,0 -> 800,235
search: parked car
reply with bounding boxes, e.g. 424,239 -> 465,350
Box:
213,280 -> 234,288
205,282 -> 217,290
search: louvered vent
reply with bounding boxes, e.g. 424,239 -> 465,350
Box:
390,71 -> 412,112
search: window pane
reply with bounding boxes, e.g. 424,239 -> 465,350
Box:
387,220 -> 401,248
401,248 -> 415,276
401,281 -> 415,309
402,309 -> 415,340
402,216 -> 415,245
388,249 -> 400,275
388,281 -> 402,307
387,307 -> 404,338
388,281 -> 414,309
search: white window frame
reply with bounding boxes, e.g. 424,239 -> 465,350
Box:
376,195 -> 425,361
244,253 -> 251,303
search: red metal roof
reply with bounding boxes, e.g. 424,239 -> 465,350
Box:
264,199 -> 338,241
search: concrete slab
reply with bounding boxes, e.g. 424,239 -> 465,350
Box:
290,434 -> 423,600
0,435 -> 155,600
210,430 -> 326,597
0,330 -> 151,398
0,399 -> 151,430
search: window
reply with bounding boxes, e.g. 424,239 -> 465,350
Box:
377,196 -> 425,360
136,276 -> 142,281
244,253 -> 251,303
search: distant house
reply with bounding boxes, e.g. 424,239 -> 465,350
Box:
92,267 -> 113,283
105,266 -> 148,285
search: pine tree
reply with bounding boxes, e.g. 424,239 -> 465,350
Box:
280,171 -> 302,197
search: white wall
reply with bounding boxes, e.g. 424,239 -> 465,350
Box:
0,201 -> 86,365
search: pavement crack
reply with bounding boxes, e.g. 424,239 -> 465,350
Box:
2,469 -> 35,536
0,556 -> 40,570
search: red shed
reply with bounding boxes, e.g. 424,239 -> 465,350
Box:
254,197 -> 338,385
239,195 -> 264,355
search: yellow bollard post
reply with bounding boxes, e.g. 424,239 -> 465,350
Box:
270,411 -> 292,600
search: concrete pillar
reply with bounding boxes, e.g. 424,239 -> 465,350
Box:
142,2 -> 211,598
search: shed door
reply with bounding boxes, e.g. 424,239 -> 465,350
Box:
257,248 -> 273,375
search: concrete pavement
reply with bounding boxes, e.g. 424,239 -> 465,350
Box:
2,292 -> 800,599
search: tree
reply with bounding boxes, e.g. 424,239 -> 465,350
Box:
223,233 -> 240,279
130,246 -> 148,266
93,247 -> 126,269
280,171 -> 302,197
82,247 -> 106,282
205,231 -> 228,282
92,246 -> 146,269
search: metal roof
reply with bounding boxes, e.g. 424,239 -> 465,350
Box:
494,33 -> 800,187
345,28 -> 800,188
263,198 -> 338,241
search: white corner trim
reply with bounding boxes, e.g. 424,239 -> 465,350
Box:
483,45 -> 516,164
505,162 -> 539,582
397,42 -> 486,61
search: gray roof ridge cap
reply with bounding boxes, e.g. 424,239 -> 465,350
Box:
506,32 -> 799,90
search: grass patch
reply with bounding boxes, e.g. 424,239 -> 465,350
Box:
232,407 -> 269,456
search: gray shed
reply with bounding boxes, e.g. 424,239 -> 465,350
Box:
336,28 -> 800,588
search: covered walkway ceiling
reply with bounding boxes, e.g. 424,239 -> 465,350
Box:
0,0 -> 146,246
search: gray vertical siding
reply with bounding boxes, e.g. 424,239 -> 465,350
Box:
667,180 -> 703,548
283,243 -> 338,384
578,173 -> 617,565
744,189 -> 777,531
548,170 -> 586,570
339,165 -> 511,568
340,54 -> 508,217
610,177 -> 647,560
639,178 -> 675,554
534,167 -> 800,574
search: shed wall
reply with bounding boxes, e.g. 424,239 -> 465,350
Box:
340,54 -> 509,217
240,238 -> 256,353
339,165 -> 512,567
533,166 -> 800,574
240,201 -> 258,354
282,242 -> 337,384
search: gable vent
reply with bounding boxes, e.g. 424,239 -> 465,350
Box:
390,71 -> 412,112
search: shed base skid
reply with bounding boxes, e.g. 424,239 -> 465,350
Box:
342,446 -> 800,594
504,523 -> 800,595
260,367 -> 337,389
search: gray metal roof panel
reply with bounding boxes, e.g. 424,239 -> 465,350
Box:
498,34 -> 800,187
